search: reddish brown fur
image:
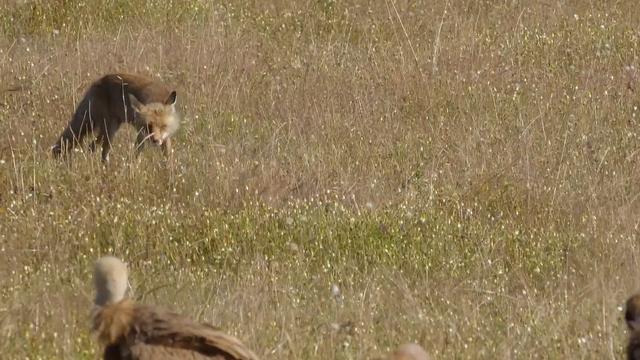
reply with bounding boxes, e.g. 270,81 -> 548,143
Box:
52,73 -> 179,162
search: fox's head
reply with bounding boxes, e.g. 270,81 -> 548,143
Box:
128,91 -> 179,146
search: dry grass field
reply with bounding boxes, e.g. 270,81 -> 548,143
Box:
1,0 -> 640,358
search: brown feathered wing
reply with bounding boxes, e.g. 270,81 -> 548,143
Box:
94,300 -> 259,360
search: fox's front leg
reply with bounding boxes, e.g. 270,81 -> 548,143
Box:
134,130 -> 147,159
98,121 -> 121,163
161,138 -> 172,158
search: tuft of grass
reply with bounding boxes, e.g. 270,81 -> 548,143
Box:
0,0 -> 212,36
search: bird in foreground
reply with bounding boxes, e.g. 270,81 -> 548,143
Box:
91,256 -> 260,360
626,294 -> 640,360
387,343 -> 430,360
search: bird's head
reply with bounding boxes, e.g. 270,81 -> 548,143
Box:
94,256 -> 129,306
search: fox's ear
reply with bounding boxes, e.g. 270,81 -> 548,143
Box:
128,94 -> 144,112
164,91 -> 177,106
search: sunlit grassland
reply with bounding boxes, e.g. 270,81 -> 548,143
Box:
1,1 -> 640,358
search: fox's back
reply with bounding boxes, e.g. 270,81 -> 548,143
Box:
96,73 -> 173,105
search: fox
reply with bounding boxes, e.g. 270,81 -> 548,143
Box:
51,73 -> 179,162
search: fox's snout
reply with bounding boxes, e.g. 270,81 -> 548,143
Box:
148,131 -> 168,146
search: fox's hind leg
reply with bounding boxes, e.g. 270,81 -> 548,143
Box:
52,107 -> 92,158
88,139 -> 98,153
94,119 -> 121,163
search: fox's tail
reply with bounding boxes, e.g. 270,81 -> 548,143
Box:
52,89 -> 96,157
